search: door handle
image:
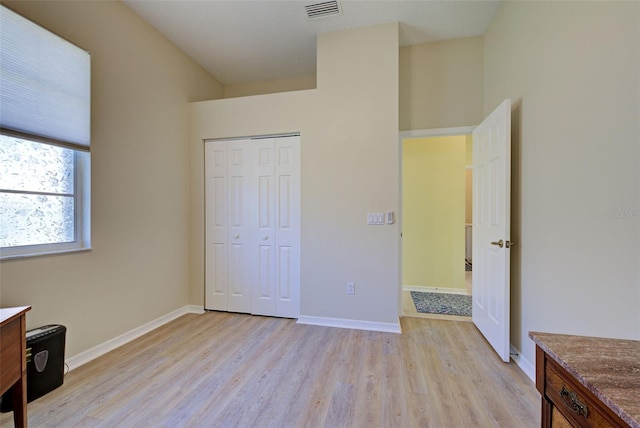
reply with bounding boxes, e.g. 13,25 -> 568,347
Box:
490,239 -> 515,248
262,236 -> 268,241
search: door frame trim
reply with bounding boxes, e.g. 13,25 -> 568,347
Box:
397,126 -> 476,316
399,126 -> 475,140
205,132 -> 300,143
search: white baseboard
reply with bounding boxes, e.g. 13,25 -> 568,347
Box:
510,343 -> 535,382
403,285 -> 469,295
296,316 -> 401,334
186,304 -> 206,315
66,305 -> 203,371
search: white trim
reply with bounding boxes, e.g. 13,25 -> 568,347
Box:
399,126 -> 475,139
403,285 -> 469,295
296,316 -> 401,334
65,305 -> 203,371
186,304 -> 206,314
204,132 -> 299,143
510,343 -> 535,382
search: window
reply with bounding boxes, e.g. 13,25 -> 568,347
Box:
0,5 -> 91,259
0,133 -> 90,258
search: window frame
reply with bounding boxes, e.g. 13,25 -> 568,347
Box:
0,131 -> 91,260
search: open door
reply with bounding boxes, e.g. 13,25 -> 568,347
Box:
472,99 -> 512,362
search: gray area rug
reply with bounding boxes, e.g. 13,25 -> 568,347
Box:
410,291 -> 472,317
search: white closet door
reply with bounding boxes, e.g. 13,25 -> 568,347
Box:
205,136 -> 299,318
226,140 -> 253,313
205,142 -> 228,311
274,136 -> 300,318
251,139 -> 277,316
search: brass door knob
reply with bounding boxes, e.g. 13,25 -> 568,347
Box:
490,239 -> 515,248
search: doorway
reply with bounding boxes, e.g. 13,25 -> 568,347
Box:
399,127 -> 474,318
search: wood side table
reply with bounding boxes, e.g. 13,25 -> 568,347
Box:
0,306 -> 31,428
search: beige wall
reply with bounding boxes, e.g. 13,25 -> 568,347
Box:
190,23 -> 400,325
400,37 -> 484,131
0,1 -> 223,357
402,136 -> 466,291
484,1 -> 640,366
223,74 -> 316,98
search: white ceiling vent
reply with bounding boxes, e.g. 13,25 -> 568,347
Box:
305,1 -> 342,20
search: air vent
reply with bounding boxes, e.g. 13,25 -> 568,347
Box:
305,0 -> 342,20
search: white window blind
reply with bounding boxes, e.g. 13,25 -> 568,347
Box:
0,5 -> 91,150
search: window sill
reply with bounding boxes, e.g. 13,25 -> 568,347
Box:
0,247 -> 92,261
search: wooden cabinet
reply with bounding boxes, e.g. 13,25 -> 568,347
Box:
0,306 -> 31,428
530,332 -> 639,428
551,406 -> 573,428
535,344 -> 631,428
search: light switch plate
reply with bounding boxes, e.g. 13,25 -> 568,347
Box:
367,213 -> 385,225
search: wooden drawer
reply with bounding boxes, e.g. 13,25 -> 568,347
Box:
0,317 -> 21,392
545,359 -> 627,427
552,406 -> 574,428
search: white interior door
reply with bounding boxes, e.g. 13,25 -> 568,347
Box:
472,99 -> 512,362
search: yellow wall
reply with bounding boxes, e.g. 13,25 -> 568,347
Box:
190,23 -> 400,325
485,1 -> 640,366
0,1 -> 223,357
402,136 -> 466,290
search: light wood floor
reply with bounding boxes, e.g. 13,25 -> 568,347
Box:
2,312 -> 539,427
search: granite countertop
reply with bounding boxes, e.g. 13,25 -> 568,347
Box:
529,331 -> 640,428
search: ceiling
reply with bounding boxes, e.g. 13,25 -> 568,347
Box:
122,0 -> 501,85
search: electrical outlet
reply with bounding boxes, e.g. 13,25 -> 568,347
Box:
346,282 -> 355,295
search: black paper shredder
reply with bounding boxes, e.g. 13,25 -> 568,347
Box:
0,324 -> 66,412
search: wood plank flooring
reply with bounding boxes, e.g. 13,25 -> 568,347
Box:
1,312 -> 540,427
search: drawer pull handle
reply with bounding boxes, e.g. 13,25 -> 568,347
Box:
560,385 -> 589,418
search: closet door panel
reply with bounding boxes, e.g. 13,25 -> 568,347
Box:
257,245 -> 273,298
205,142 -> 228,311
251,140 -> 276,316
226,140 -> 252,313
278,246 -> 293,300
274,137 -> 300,318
